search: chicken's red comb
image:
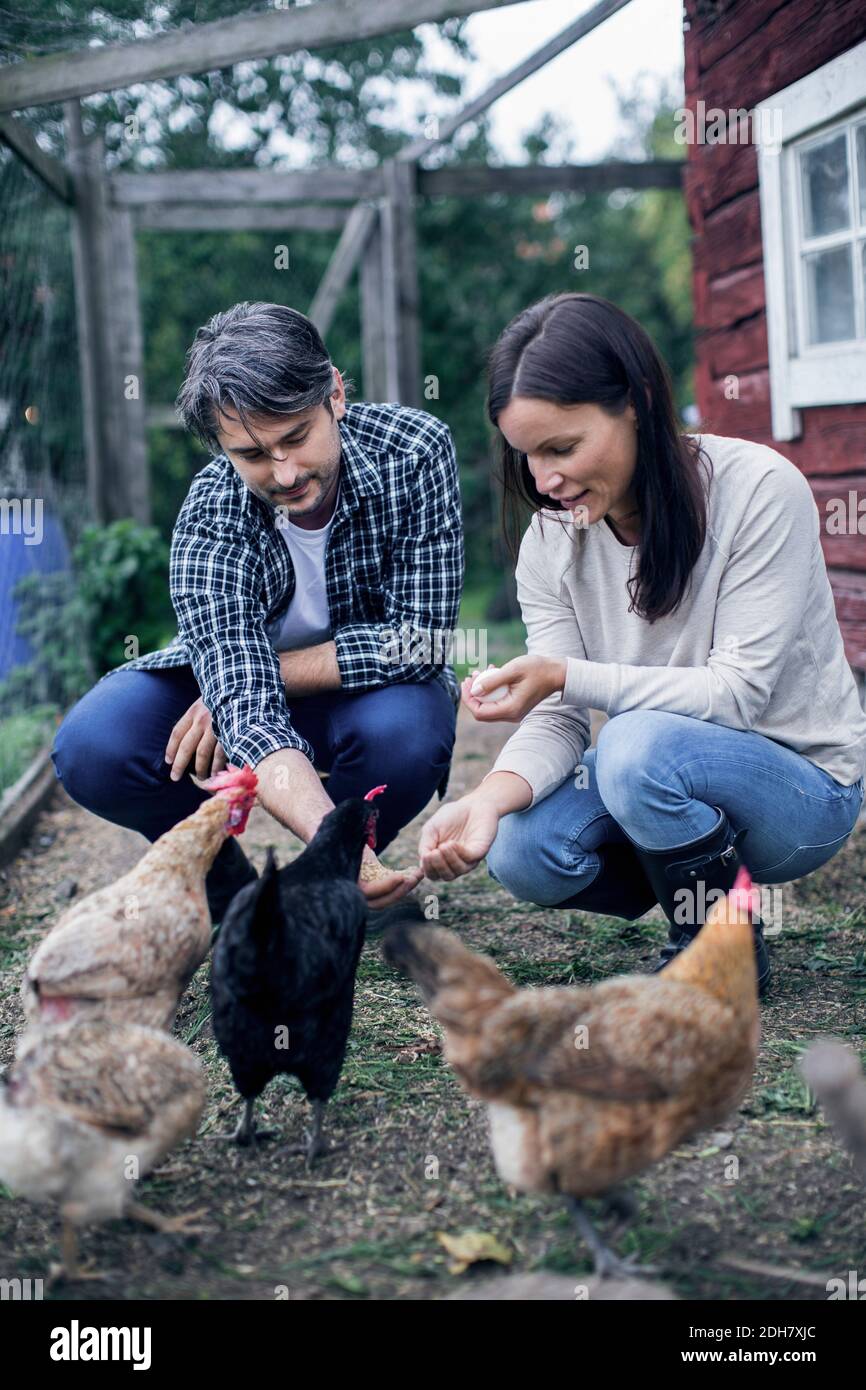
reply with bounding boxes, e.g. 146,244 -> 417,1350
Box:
202,764 -> 258,796
729,864 -> 758,916
364,784 -> 388,801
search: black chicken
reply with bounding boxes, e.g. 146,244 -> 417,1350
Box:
210,789 -> 382,1165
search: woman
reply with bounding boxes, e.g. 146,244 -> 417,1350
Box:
418,293 -> 866,994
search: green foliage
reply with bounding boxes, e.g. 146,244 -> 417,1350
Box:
0,708 -> 58,795
72,519 -> 175,674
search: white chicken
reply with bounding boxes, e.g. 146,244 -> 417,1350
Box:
0,1019 -> 205,1280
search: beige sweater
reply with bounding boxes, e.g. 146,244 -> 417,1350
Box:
490,433 -> 866,806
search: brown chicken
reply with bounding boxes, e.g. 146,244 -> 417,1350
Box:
22,765 -> 257,1031
384,867 -> 761,1277
0,1019 -> 205,1280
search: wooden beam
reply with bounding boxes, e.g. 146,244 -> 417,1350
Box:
111,168 -> 378,206
418,159 -> 684,197
110,157 -> 682,210
132,203 -> 348,232
0,0 -> 527,112
308,201 -> 378,337
399,0 -> 634,162
0,113 -> 72,202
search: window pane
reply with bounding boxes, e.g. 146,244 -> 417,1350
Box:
858,124 -> 866,225
804,244 -> 855,343
800,132 -> 850,237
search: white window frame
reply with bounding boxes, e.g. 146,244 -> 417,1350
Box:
757,38 -> 866,441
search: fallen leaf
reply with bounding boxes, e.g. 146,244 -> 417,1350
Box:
436,1229 -> 512,1276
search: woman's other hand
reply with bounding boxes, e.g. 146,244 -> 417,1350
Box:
461,655 -> 566,723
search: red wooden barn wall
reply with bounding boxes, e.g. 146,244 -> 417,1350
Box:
683,0 -> 866,671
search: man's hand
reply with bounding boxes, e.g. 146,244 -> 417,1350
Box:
165,697 -> 227,781
360,845 -> 424,909
253,751 -> 421,908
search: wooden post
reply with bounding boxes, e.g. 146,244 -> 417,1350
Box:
65,101 -> 108,524
65,101 -> 150,524
308,200 -> 377,338
360,207 -> 391,403
107,204 -> 150,523
381,159 -> 421,407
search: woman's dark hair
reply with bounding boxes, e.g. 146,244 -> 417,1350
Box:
487,292 -> 709,623
177,301 -> 342,454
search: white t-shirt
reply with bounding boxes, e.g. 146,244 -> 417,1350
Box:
268,491 -> 338,653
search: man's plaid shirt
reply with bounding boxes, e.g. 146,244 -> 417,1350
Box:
100,402 -> 465,771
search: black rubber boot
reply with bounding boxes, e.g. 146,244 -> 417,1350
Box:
205,837 -> 258,926
554,841 -> 659,921
627,808 -> 771,996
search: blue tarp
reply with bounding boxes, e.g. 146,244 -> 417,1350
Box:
0,504 -> 71,681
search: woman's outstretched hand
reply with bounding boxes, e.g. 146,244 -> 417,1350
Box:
461,655 -> 566,723
418,793 -> 501,881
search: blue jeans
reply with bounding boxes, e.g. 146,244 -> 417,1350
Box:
487,709 -> 864,906
51,665 -> 456,859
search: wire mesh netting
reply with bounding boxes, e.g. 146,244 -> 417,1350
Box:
0,146 -> 92,777
0,147 -> 88,539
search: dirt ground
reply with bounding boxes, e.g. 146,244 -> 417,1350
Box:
1,707 -> 865,1301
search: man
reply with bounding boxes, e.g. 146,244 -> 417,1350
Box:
52,302 -> 464,914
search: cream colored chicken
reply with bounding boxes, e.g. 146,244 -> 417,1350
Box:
0,1019 -> 205,1280
22,766 -> 257,1030
384,868 -> 761,1277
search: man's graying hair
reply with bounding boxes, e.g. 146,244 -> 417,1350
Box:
177,302 -> 340,454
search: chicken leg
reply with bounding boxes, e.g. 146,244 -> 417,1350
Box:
567,1197 -> 660,1280
125,1200 -> 209,1236
304,1099 -> 328,1169
47,1217 -> 107,1286
206,1098 -> 277,1146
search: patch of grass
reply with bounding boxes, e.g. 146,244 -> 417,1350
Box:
0,910 -> 49,978
0,709 -> 56,795
748,1066 -> 815,1117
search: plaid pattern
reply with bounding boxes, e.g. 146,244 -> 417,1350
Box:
100,402 -> 464,771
